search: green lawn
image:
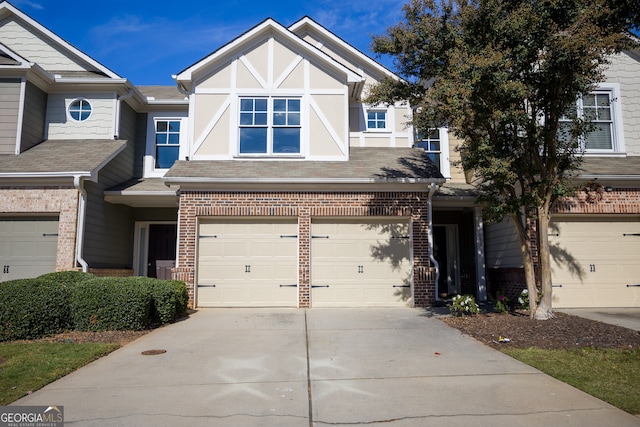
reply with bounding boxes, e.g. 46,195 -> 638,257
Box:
503,347 -> 640,415
0,342 -> 119,405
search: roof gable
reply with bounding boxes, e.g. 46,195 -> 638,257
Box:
288,16 -> 399,83
0,1 -> 119,78
174,18 -> 363,91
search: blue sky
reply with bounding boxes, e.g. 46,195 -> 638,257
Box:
11,0 -> 407,86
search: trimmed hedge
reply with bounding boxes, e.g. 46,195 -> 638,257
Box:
0,272 -> 189,340
71,277 -> 152,331
0,278 -> 73,341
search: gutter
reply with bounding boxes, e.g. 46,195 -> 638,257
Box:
163,177 -> 447,185
427,182 -> 440,302
73,175 -> 89,273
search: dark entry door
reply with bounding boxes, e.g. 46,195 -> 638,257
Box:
147,224 -> 177,279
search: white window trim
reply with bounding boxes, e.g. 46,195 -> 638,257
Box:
364,107 -> 389,132
236,96 -> 303,158
581,83 -> 625,155
415,127 -> 451,179
67,98 -> 93,122
144,112 -> 188,178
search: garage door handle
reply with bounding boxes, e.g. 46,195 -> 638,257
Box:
279,284 -> 297,287
42,233 -> 59,237
552,284 -> 563,288
391,236 -> 410,239
280,235 -> 298,238
312,235 -> 330,239
312,285 -> 330,288
197,284 -> 216,288
623,233 -> 640,236
393,285 -> 410,288
627,284 -> 640,287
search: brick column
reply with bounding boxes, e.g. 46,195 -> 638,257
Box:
298,208 -> 310,308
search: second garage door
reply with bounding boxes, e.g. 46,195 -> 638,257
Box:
549,217 -> 640,308
197,218 -> 298,307
0,218 -> 58,282
311,218 -> 412,307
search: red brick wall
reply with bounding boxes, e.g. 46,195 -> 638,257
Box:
175,191 -> 435,308
0,187 -> 79,271
553,186 -> 640,214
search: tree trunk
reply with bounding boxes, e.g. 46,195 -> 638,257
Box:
510,213 -> 538,317
534,206 -> 554,320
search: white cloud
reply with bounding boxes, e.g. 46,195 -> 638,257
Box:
10,0 -> 44,10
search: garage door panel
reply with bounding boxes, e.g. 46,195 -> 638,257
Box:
197,219 -> 298,307
0,219 -> 58,282
311,219 -> 412,307
550,218 -> 640,308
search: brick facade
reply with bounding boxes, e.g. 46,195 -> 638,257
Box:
174,190 -> 436,308
0,187 -> 79,271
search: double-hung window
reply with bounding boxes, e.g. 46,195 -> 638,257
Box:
416,129 -> 442,169
155,120 -> 181,168
239,97 -> 301,155
559,87 -> 623,153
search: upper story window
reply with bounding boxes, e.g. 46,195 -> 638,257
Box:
415,128 -> 451,178
68,99 -> 92,122
559,85 -> 624,153
239,97 -> 301,155
416,129 -> 441,168
367,110 -> 387,130
155,120 -> 181,168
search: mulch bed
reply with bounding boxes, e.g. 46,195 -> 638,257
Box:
441,311 -> 640,350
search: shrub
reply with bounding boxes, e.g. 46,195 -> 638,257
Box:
0,278 -> 73,341
449,294 -> 480,317
37,270 -> 94,286
126,277 -> 188,325
71,277 -> 152,331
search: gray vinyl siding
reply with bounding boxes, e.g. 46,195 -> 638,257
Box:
485,218 -> 524,268
133,113 -> 147,178
118,101 -> 137,143
0,78 -> 21,155
83,137 -> 136,268
20,82 -> 47,152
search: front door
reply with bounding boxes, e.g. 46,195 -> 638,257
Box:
433,225 -> 460,297
147,224 -> 177,279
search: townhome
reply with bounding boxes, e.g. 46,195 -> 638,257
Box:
0,1 -> 637,309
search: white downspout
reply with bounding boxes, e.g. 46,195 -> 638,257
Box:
74,175 -> 89,272
427,183 -> 440,302
113,89 -> 135,139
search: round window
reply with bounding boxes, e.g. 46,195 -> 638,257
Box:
69,99 -> 92,121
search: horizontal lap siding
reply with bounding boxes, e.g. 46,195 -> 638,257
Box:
0,79 -> 20,154
20,82 -> 47,152
176,191 -> 435,308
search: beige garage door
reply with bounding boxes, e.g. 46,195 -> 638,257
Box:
311,218 -> 412,307
0,218 -> 58,282
549,217 -> 640,308
197,218 -> 298,307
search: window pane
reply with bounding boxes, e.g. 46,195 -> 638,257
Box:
240,113 -> 253,125
428,129 -> 439,139
156,146 -> 179,168
240,128 -> 267,153
80,111 -> 91,121
240,99 -> 254,111
156,121 -> 168,132
168,121 -> 181,132
255,113 -> 267,125
273,112 -> 286,126
427,152 -> 441,170
274,99 -> 286,111
582,94 -> 596,107
255,98 -> 268,111
288,99 -> 300,112
156,134 -> 168,145
585,124 -> 612,150
273,128 -> 300,153
288,112 -> 300,126
168,133 -> 180,145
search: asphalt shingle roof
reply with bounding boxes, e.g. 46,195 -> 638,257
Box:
578,156 -> 640,177
164,147 -> 444,182
0,139 -> 127,175
137,85 -> 187,101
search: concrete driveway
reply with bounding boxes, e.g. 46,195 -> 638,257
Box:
13,308 -> 640,426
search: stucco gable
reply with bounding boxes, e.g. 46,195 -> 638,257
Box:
174,18 -> 363,92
